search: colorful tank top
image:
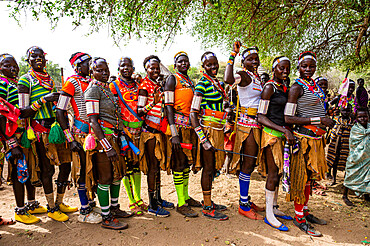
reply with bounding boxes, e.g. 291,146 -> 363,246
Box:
173,72 -> 194,116
0,75 -> 18,107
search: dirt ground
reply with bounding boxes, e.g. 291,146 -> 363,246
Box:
0,163 -> 368,246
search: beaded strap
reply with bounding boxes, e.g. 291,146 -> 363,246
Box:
6,137 -> 18,150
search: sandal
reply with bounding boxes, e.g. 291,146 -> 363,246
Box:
129,203 -> 144,216
313,182 -> 327,190
0,216 -> 16,226
313,188 -> 327,196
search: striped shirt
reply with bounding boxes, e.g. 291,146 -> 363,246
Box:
18,72 -> 56,119
296,81 -> 326,119
194,75 -> 224,112
0,76 -> 18,107
138,77 -> 163,127
61,75 -> 90,123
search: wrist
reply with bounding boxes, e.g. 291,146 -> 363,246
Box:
6,138 -> 18,150
100,138 -> 112,152
63,129 -> 74,143
310,117 -> 321,125
195,126 -> 207,144
169,124 -> 178,138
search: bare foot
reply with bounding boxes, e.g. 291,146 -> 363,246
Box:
343,196 -> 355,206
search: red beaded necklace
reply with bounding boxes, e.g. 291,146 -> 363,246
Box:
29,68 -> 53,90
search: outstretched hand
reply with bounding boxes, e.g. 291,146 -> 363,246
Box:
233,41 -> 242,54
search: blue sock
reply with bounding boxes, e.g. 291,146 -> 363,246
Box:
78,183 -> 89,209
239,172 -> 251,211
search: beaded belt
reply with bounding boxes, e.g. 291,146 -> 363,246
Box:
126,126 -> 141,137
239,107 -> 257,116
237,113 -> 259,128
174,113 -> 191,128
263,126 -> 284,138
200,120 -> 224,130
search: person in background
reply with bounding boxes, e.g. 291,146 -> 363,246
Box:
355,78 -> 368,111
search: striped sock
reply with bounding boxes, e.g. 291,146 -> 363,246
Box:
97,184 -> 110,216
239,171 -> 251,211
78,183 -> 89,209
122,174 -> 136,204
303,182 -> 311,216
294,202 -> 305,223
110,180 -> 121,207
173,171 -> 185,207
183,168 -> 190,201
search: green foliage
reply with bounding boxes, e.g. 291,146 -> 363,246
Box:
167,65 -> 202,82
9,0 -> 370,69
18,56 -> 62,87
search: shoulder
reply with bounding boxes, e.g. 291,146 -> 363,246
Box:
18,73 -> 31,87
109,82 -> 118,94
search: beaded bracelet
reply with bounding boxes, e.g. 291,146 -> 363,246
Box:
194,126 -> 207,144
310,117 -> 321,125
6,138 -> 18,150
100,138 -> 112,152
40,96 -> 47,104
144,102 -> 155,113
30,100 -> 42,111
227,51 -> 237,66
63,129 -> 74,143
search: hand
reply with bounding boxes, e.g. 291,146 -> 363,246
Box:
171,135 -> 181,151
202,140 -> 217,152
43,92 -> 60,102
70,140 -> 82,152
153,90 -> 162,105
233,41 -> 242,54
284,130 -> 295,145
10,146 -> 23,160
321,117 -> 335,128
133,74 -> 142,84
106,148 -> 118,163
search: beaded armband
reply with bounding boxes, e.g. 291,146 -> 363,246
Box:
100,138 -> 112,152
194,126 -> 207,144
63,129 -> 74,143
6,138 -> 18,150
310,117 -> 321,125
164,91 -> 174,105
56,95 -> 71,110
169,124 -> 178,137
284,103 -> 297,116
257,99 -> 270,115
227,51 -> 237,66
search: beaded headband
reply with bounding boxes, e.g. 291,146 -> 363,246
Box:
298,55 -> 316,65
242,49 -> 258,60
0,54 -> 14,64
90,57 -> 107,70
272,57 -> 290,69
174,51 -> 188,63
145,58 -> 160,69
201,53 -> 216,64
315,76 -> 327,83
119,57 -> 134,67
70,53 -> 91,68
26,46 -> 45,60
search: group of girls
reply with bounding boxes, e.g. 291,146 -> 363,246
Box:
0,41 -> 336,236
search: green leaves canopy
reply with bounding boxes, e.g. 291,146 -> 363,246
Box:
10,0 -> 370,69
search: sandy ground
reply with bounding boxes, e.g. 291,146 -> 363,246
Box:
0,163 -> 368,246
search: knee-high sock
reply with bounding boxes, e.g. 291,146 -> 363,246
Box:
294,201 -> 305,223
183,168 -> 190,201
45,193 -> 55,209
78,183 -> 89,209
110,180 -> 120,207
123,174 -> 136,204
148,189 -> 157,209
203,190 -> 212,207
97,184 -> 110,216
173,171 -> 185,207
303,182 -> 311,216
155,172 -> 162,203
131,168 -> 142,202
265,189 -> 282,227
55,193 -> 65,206
273,186 -> 286,216
239,171 -> 251,211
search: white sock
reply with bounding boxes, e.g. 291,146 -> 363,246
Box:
266,188 -> 282,228
273,187 -> 286,216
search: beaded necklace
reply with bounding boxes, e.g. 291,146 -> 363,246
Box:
93,80 -> 120,129
244,69 -> 261,86
29,68 -> 54,90
296,77 -> 326,109
118,77 -> 137,91
202,72 -> 227,99
176,72 -> 194,90
267,79 -> 287,93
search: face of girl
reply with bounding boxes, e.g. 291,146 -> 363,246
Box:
92,59 -> 110,82
28,49 -> 46,72
299,58 -> 316,79
274,60 -> 290,81
175,55 -> 190,74
119,58 -> 134,79
356,111 -> 369,128
79,58 -> 91,77
147,61 -> 160,80
0,57 -> 19,79
203,56 -> 219,76
317,79 -> 328,94
348,83 -> 355,96
243,53 -> 260,72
